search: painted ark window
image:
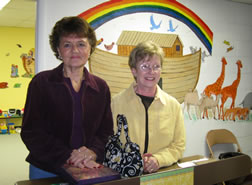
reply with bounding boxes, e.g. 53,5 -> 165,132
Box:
176,45 -> 180,51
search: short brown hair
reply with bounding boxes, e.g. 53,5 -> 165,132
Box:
49,16 -> 97,60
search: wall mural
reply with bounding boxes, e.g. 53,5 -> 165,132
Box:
0,47 -> 35,90
79,0 -> 213,54
78,0 -> 250,122
20,48 -> 35,78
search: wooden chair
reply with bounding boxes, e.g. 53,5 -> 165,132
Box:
206,129 -> 242,158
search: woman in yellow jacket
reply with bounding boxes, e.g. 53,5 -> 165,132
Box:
111,40 -> 185,174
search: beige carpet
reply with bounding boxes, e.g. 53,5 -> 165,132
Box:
0,133 -> 29,185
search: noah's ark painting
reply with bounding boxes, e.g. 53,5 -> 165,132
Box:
89,31 -> 201,103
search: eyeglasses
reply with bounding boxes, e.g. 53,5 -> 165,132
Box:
139,63 -> 161,72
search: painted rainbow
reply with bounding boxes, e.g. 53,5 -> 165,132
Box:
79,0 -> 213,54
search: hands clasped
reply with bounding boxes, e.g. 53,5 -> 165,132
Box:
143,153 -> 159,173
67,146 -> 100,169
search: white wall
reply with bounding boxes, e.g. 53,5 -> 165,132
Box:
36,0 -> 252,158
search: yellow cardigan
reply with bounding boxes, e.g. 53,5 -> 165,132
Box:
111,82 -> 186,168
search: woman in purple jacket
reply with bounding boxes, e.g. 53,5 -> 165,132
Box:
21,16 -> 113,180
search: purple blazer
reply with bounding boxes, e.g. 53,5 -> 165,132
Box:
21,63 -> 114,174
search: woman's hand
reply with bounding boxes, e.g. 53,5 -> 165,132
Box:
67,146 -> 99,169
83,160 -> 101,169
143,153 -> 159,173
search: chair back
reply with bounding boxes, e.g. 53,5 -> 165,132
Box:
206,129 -> 242,158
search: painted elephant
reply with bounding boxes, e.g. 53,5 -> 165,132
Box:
240,92 -> 252,110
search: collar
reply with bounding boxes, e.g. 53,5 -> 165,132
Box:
128,82 -> 166,105
48,63 -> 100,93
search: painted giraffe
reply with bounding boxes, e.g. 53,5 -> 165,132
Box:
203,57 -> 227,119
220,60 -> 243,120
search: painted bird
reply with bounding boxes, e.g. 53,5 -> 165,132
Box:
227,46 -> 234,52
150,14 -> 162,30
96,38 -> 104,46
223,40 -> 230,46
167,19 -> 178,32
104,42 -> 115,51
